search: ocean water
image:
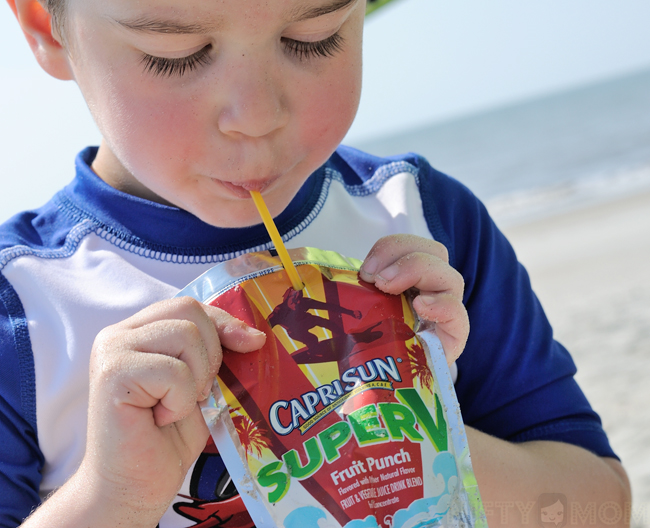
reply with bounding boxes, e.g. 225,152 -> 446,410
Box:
351,68 -> 650,225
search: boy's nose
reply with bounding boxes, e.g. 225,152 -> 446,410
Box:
217,56 -> 290,139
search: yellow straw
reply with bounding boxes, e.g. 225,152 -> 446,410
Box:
250,191 -> 304,290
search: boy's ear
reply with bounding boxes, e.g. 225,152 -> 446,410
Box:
7,0 -> 74,80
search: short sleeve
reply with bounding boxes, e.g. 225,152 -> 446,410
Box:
414,157 -> 617,459
0,272 -> 44,527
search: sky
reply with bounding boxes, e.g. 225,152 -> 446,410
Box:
2,0 -> 650,222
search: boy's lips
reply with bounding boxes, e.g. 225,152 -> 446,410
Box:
217,175 -> 281,198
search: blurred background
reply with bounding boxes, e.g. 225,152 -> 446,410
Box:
2,0 -> 650,523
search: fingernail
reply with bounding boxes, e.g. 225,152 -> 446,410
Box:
361,256 -> 379,276
418,294 -> 436,305
246,326 -> 265,337
203,380 -> 214,399
376,264 -> 399,282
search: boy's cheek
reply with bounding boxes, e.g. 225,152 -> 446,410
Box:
110,94 -> 202,160
85,78 -> 208,169
296,62 -> 362,155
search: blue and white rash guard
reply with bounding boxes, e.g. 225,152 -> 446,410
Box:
0,146 -> 616,527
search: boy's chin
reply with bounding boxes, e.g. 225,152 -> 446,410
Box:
187,203 -> 269,229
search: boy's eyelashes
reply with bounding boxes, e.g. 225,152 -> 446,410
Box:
282,32 -> 344,61
141,44 -> 213,78
140,32 -> 345,78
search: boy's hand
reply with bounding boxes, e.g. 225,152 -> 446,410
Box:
82,297 -> 266,519
359,235 -> 468,365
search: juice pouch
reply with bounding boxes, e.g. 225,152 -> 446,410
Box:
177,248 -> 487,528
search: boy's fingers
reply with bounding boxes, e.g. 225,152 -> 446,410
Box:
122,297 -> 266,353
96,297 -> 267,415
118,295 -> 265,363
360,234 -> 449,282
167,404 -> 211,461
126,319 -> 216,401
122,297 -> 212,329
96,348 -> 198,427
369,252 -> 465,300
202,304 -> 267,353
358,235 -> 468,365
121,297 -> 222,372
413,293 -> 469,365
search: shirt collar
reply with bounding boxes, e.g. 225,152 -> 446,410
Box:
60,147 -> 326,255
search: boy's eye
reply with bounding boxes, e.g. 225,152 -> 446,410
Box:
139,32 -> 343,77
282,32 -> 344,61
141,44 -> 213,78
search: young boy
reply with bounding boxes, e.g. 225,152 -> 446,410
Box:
1,0 -> 630,526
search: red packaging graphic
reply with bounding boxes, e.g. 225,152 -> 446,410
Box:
177,248 -> 486,528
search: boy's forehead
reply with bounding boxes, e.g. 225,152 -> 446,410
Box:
94,0 -> 358,30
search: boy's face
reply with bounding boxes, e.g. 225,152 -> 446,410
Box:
63,0 -> 364,227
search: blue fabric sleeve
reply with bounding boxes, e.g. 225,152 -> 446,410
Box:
0,273 -> 44,527
413,155 -> 617,459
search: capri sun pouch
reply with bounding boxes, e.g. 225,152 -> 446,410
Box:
176,248 -> 487,528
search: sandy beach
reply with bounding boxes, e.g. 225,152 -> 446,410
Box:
498,189 -> 650,525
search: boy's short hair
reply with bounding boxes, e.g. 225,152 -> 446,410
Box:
40,0 -> 65,37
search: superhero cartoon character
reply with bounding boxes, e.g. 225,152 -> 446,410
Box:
173,436 -> 255,528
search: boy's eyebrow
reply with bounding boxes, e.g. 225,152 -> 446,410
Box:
112,16 -> 217,35
290,0 -> 358,22
112,0 -> 358,35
